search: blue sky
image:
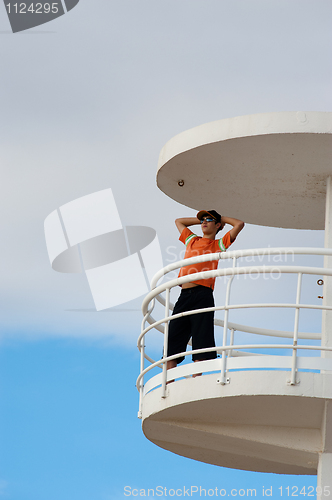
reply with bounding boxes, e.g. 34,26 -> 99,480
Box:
0,339 -> 318,500
1,1 -> 331,499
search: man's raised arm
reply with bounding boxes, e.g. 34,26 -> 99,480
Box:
175,217 -> 200,234
221,216 -> 245,242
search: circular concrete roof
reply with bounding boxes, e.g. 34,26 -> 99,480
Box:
157,112 -> 332,229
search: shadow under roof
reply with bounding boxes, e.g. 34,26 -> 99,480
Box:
157,112 -> 332,230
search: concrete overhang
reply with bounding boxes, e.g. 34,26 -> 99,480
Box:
157,112 -> 332,229
142,370 -> 332,475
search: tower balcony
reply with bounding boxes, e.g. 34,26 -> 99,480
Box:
137,247 -> 332,477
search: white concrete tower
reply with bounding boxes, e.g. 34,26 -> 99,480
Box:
137,112 -> 332,492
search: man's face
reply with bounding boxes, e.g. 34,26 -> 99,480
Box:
200,217 -> 220,235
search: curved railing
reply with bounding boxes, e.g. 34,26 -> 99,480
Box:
137,247 -> 332,418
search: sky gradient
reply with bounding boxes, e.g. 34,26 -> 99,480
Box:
1,1 -> 332,498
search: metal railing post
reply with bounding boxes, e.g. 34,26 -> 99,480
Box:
138,315 -> 149,418
219,257 -> 237,384
138,335 -> 145,418
290,272 -> 302,385
229,328 -> 235,358
161,287 -> 170,397
225,328 -> 235,376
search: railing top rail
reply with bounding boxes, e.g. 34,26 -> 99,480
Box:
150,247 -> 332,290
136,343 -> 332,390
143,264 -> 332,315
138,300 -> 325,347
152,291 -> 321,340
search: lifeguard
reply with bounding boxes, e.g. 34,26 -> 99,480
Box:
167,210 -> 244,370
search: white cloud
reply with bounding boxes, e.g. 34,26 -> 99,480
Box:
0,0 -> 331,344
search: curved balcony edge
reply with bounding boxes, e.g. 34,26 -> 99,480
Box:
141,370 -> 332,475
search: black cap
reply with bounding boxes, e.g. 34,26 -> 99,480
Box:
197,210 -> 222,223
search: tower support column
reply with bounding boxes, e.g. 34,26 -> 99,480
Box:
317,453 -> 332,496
323,176 -> 332,358
317,400 -> 332,495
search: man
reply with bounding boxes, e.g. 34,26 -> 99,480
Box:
167,210 -> 244,371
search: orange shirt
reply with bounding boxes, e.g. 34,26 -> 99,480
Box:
178,227 -> 233,290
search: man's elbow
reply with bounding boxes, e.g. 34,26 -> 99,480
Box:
236,221 -> 245,232
175,218 -> 186,231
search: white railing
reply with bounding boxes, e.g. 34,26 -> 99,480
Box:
137,247 -> 332,418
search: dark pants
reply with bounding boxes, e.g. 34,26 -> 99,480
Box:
167,285 -> 217,364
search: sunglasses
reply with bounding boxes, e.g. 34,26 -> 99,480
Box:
200,217 -> 215,223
